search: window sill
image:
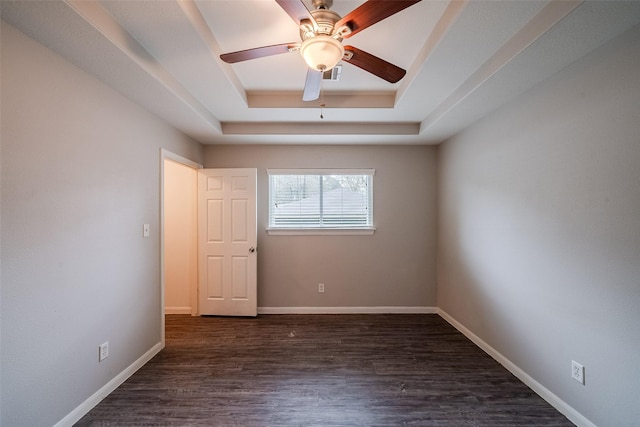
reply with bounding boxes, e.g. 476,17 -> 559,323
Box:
266,227 -> 376,236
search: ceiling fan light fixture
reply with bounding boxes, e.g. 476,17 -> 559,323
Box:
300,35 -> 344,71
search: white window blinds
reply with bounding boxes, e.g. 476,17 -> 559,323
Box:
268,169 -> 374,229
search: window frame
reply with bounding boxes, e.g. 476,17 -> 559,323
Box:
266,168 -> 375,236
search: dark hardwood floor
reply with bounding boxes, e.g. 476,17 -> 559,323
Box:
76,314 -> 573,426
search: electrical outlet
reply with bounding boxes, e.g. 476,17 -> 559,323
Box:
99,342 -> 109,362
571,360 -> 585,385
318,283 -> 325,293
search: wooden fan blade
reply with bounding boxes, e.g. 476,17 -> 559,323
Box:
275,0 -> 316,26
336,0 -> 421,38
303,68 -> 322,101
220,43 -> 297,63
343,46 -> 406,83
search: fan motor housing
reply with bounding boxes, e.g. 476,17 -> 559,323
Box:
300,0 -> 342,40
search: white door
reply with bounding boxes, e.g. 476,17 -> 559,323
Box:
198,168 -> 257,316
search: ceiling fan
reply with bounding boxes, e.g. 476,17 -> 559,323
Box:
220,0 -> 422,101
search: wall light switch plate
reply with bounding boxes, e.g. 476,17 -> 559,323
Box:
143,224 -> 150,237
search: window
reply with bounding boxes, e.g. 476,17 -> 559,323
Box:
267,169 -> 375,235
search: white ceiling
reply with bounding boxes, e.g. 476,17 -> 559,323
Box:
2,0 -> 640,145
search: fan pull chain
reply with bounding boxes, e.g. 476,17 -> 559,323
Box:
320,83 -> 325,119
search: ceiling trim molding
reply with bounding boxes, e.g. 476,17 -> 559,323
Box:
177,0 -> 247,106
64,0 -> 222,134
222,122 -> 420,135
247,92 -> 396,109
396,0 -> 469,105
419,0 -> 584,133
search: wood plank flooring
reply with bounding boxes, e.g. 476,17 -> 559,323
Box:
76,314 -> 573,426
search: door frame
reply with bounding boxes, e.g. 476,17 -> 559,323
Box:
160,149 -> 202,347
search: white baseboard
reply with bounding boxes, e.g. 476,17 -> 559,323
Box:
258,306 -> 437,314
437,309 -> 595,427
54,342 -> 163,427
165,306 -> 193,315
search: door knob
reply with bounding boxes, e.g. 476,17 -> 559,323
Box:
249,247 -> 256,253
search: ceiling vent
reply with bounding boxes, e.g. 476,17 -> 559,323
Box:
323,65 -> 342,81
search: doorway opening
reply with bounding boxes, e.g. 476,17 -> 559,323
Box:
160,149 -> 202,346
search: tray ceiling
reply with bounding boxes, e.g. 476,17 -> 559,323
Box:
2,0 -> 640,144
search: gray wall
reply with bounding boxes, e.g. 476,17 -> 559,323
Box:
204,145 -> 438,309
437,25 -> 640,426
0,23 -> 203,426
